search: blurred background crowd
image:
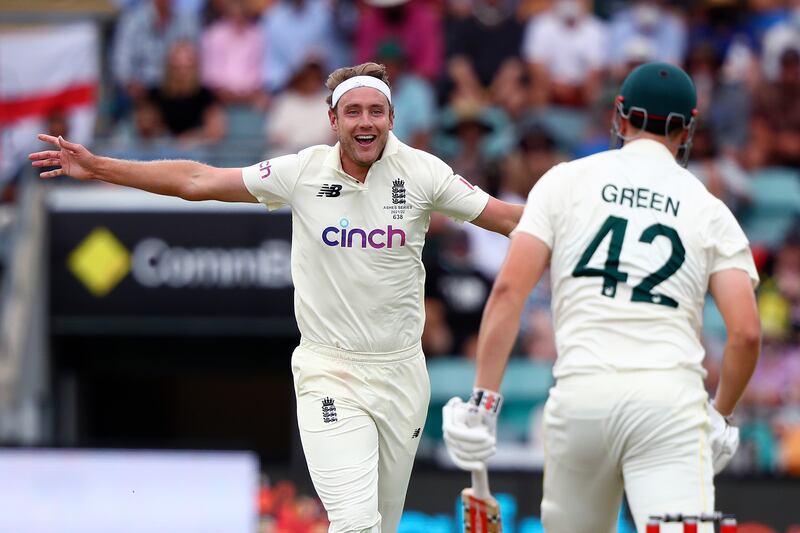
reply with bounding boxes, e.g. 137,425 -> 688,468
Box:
1,0 -> 800,527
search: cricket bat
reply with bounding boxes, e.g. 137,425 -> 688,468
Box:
461,468 -> 502,533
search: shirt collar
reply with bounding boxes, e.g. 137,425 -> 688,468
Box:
620,138 -> 678,163
323,131 -> 400,172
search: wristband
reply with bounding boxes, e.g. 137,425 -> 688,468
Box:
711,399 -> 733,422
469,388 -> 503,415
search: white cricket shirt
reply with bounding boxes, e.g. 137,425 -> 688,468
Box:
514,139 -> 758,378
243,132 -> 489,353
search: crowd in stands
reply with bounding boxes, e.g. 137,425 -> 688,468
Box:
5,0 -> 800,475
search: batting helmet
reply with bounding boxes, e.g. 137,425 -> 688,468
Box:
611,62 -> 698,166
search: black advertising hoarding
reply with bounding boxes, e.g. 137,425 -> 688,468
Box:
48,187 -> 296,335
402,470 -> 800,531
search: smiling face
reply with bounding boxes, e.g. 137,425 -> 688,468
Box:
329,86 -> 394,178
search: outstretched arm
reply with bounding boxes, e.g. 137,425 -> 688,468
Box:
474,232 -> 550,390
470,197 -> 524,236
28,134 -> 255,203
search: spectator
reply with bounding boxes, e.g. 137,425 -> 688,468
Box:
515,122 -> 562,186
265,56 -> 335,156
780,417 -> 800,475
112,0 -> 199,107
463,123 -> 560,280
442,0 -> 526,111
201,0 -> 269,109
433,100 -> 514,187
687,0 -> 756,65
684,40 -> 720,117
687,126 -> 752,216
424,227 -> 493,358
355,0 -> 443,82
744,0 -> 792,43
106,99 -> 190,161
758,232 -> 800,341
750,48 -> 800,168
489,56 -> 530,121
608,0 -> 687,77
147,41 -> 226,145
262,0 -> 342,93
761,0 -> 800,82
258,479 -> 329,533
708,36 -> 759,151
613,34 -> 657,82
422,213 -> 456,357
521,0 -> 608,108
377,40 -> 437,149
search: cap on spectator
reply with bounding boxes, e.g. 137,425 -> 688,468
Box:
518,123 -> 556,152
377,40 -> 407,62
446,100 -> 495,134
623,36 -> 654,64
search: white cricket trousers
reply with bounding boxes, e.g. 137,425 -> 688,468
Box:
541,368 -> 715,533
291,339 -> 430,533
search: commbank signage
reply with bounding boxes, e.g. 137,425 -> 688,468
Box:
49,200 -> 295,335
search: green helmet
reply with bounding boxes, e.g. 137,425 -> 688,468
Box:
611,62 -> 698,166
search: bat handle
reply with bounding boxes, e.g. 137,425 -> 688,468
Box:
471,467 -> 491,500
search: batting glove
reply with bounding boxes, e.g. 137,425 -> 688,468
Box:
442,389 -> 503,471
707,401 -> 739,474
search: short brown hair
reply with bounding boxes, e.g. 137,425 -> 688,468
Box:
325,62 -> 391,108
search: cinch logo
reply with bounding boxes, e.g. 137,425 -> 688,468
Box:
258,160 -> 271,180
322,218 -> 406,249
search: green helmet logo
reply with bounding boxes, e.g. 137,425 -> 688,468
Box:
611,62 -> 699,166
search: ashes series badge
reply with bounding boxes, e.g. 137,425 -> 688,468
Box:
384,178 -> 412,220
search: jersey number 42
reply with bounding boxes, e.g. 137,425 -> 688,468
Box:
572,215 -> 685,308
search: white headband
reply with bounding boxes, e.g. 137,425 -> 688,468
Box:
331,76 -> 392,108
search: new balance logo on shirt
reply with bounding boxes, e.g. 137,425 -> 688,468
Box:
317,184 -> 342,197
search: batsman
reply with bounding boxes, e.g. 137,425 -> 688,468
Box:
443,62 -> 762,532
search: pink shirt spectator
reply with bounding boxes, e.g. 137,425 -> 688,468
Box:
356,0 -> 442,82
201,19 -> 264,95
747,345 -> 800,406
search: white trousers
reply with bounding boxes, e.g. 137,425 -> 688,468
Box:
541,369 -> 714,533
292,339 -> 430,533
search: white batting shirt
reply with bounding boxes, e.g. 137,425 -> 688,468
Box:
514,139 -> 758,378
242,132 -> 489,353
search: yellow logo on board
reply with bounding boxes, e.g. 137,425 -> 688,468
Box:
68,227 -> 131,297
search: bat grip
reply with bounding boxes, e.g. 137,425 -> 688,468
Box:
471,467 -> 491,500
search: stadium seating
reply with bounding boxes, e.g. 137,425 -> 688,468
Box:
426,358 -> 554,442
206,105 -> 268,168
742,167 -> 800,248
750,167 -> 800,211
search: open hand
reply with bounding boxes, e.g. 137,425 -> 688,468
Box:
28,134 -> 96,180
